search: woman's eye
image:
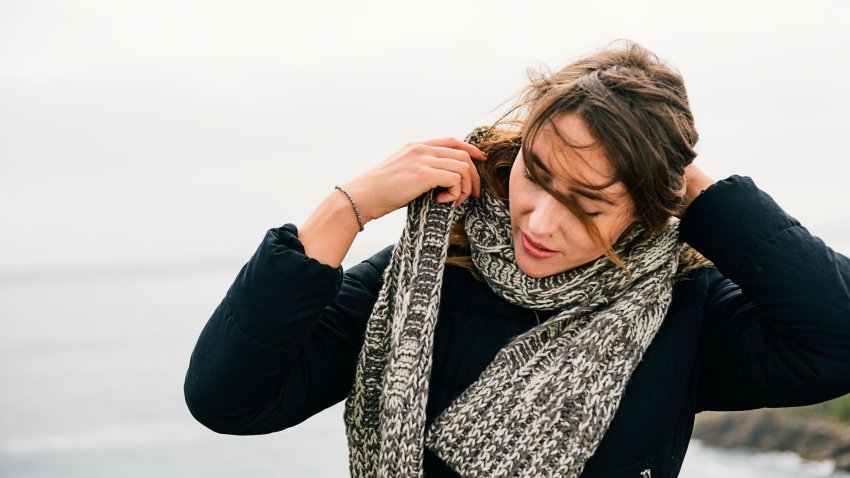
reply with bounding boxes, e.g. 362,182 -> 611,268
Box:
525,168 -> 601,217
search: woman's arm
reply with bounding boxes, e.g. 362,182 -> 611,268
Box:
183,223 -> 394,434
678,175 -> 850,412
182,136 -> 485,434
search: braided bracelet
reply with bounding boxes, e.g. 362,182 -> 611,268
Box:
334,185 -> 365,232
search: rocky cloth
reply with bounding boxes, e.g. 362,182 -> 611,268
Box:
343,131 -> 685,477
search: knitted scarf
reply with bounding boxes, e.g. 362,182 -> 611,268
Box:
343,134 -> 684,478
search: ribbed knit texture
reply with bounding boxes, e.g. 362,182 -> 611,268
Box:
343,129 -> 684,478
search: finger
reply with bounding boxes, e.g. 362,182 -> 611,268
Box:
423,157 -> 473,205
425,146 -> 481,198
409,137 -> 487,161
428,169 -> 464,205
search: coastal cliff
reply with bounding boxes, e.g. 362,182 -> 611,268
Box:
692,395 -> 850,472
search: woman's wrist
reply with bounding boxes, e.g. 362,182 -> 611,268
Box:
682,164 -> 717,211
334,185 -> 366,232
298,190 -> 363,269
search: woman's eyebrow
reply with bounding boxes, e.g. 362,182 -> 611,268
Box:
571,187 -> 617,206
527,147 -> 619,206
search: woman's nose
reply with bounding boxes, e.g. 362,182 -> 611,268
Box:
526,194 -> 573,236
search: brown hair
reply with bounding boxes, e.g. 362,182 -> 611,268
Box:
446,40 -> 712,281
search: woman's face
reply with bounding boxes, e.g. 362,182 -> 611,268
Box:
509,113 -> 636,278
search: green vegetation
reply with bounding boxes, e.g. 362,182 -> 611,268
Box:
787,393 -> 850,424
819,394 -> 850,423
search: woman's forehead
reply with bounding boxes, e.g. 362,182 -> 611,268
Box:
528,126 -> 619,192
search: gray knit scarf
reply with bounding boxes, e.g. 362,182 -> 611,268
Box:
343,135 -> 684,478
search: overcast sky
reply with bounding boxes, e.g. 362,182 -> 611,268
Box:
2,0 -> 849,275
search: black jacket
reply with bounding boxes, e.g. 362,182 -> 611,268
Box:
184,175 -> 850,477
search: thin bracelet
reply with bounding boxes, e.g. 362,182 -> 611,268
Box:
334,185 -> 365,232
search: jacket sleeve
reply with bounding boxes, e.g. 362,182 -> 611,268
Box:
679,175 -> 850,413
183,223 -> 394,434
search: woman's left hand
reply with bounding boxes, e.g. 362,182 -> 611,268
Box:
677,163 -> 717,217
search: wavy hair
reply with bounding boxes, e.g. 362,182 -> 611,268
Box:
446,40 -> 712,281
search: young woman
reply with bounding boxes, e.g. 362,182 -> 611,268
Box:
184,41 -> 850,477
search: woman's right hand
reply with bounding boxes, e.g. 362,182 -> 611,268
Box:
340,137 -> 489,223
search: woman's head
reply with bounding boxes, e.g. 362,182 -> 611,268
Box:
459,40 -> 699,278
509,113 -> 638,277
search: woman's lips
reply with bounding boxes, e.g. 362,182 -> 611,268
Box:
521,231 -> 558,259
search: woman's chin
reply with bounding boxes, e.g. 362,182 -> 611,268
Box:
515,248 -> 556,278
523,269 -> 551,279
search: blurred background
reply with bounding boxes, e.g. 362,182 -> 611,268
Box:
2,0 -> 849,476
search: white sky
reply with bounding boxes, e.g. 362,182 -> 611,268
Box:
2,0 -> 849,274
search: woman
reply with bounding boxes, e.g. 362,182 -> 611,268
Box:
183,41 -> 850,477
